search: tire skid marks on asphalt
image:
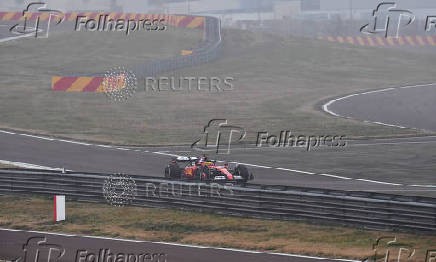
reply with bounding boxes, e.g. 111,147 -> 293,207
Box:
0,228 -> 360,262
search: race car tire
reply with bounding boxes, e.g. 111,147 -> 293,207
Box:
234,164 -> 250,182
194,166 -> 209,181
165,163 -> 181,179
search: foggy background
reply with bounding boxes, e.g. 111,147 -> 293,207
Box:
2,0 -> 436,37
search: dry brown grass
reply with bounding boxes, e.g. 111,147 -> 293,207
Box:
0,163 -> 17,168
0,195 -> 434,261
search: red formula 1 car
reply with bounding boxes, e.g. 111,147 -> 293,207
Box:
164,156 -> 254,183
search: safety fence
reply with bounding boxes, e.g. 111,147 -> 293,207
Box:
44,13 -> 222,93
0,169 -> 434,233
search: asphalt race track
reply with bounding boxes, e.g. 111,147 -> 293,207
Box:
0,130 -> 435,197
0,229 -> 356,262
0,16 -> 435,197
324,83 -> 436,132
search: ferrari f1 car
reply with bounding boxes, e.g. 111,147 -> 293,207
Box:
164,156 -> 254,183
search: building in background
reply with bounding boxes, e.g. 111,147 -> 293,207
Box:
0,0 -> 150,13
2,0 -> 436,21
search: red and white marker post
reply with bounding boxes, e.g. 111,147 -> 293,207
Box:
54,195 -> 66,222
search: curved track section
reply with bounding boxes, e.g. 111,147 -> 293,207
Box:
0,129 -> 436,196
323,83 -> 436,131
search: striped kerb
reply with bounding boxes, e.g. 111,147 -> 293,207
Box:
320,36 -> 436,47
0,10 -> 208,92
52,77 -> 104,92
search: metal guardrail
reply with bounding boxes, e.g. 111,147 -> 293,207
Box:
74,15 -> 222,78
130,16 -> 222,79
0,169 -> 435,233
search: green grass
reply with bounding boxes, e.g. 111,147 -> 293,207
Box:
0,195 -> 435,261
0,29 -> 435,144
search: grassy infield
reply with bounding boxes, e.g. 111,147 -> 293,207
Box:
0,29 -> 435,144
0,26 -> 435,260
0,195 -> 435,261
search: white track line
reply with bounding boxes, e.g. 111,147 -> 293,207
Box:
57,139 -> 91,146
372,122 -> 406,129
152,152 -> 181,157
96,144 -> 113,148
399,83 -> 436,89
19,133 -> 54,141
231,162 -> 272,169
0,32 -> 35,43
276,167 -> 315,175
356,179 -> 403,186
0,228 -> 359,261
322,82 -> 436,129
0,160 -> 67,171
409,184 -> 436,188
318,173 -> 352,180
0,130 -> 16,135
0,129 -> 434,188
